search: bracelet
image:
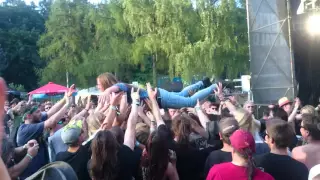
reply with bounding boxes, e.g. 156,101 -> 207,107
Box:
135,141 -> 140,147
26,153 -> 33,160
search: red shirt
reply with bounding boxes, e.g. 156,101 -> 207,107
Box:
206,162 -> 274,180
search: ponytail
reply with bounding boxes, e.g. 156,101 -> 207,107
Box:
237,149 -> 256,180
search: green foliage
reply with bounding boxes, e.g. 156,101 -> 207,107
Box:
38,0 -> 248,87
8,83 -> 26,92
0,1 -> 46,90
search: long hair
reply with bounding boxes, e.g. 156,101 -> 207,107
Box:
172,113 -> 193,149
236,148 -> 256,180
142,130 -> 169,180
97,73 -> 118,91
90,131 -> 120,180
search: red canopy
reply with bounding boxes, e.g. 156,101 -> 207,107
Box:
29,82 -> 70,95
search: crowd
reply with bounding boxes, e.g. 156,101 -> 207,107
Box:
0,72 -> 320,180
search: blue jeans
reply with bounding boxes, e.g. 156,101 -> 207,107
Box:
158,83 -> 217,109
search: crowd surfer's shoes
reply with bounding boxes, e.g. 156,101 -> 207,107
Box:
202,77 -> 212,88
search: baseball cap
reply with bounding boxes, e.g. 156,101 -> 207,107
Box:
61,120 -> 83,145
230,129 -> 255,155
278,97 -> 292,107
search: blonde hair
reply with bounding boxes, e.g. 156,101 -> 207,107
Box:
87,112 -> 105,136
233,108 -> 255,134
301,105 -> 315,116
97,72 -> 118,91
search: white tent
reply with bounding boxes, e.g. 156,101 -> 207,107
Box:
75,87 -> 100,104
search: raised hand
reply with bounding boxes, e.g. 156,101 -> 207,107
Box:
214,82 -> 224,100
131,87 -> 140,102
294,97 -> 301,109
146,83 -> 157,100
146,111 -> 154,120
110,92 -> 123,106
66,84 -> 75,97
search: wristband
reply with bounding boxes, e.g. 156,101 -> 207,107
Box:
110,105 -> 121,116
110,105 -> 118,111
195,106 -> 201,112
26,153 -> 33,160
133,100 -> 140,106
135,141 -> 140,147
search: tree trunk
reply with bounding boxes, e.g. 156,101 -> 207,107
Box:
152,53 -> 157,86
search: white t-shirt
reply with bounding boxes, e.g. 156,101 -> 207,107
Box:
309,164 -> 320,180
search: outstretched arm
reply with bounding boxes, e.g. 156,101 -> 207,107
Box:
146,83 -> 165,127
124,88 -> 140,150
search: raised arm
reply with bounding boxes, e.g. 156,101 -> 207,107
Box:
0,78 -> 12,180
44,86 -> 74,129
73,95 -> 92,119
124,88 -> 139,150
101,92 -> 123,130
195,99 -> 210,130
288,98 -> 300,132
146,83 -> 165,127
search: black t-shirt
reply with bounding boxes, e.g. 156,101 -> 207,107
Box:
157,124 -> 215,180
254,153 -> 309,180
117,145 -> 139,180
204,150 -> 232,176
88,145 -> 137,180
56,146 -> 91,180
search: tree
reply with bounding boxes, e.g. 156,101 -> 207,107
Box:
0,2 -> 46,90
38,0 -> 93,87
171,0 -> 249,80
123,0 -> 171,85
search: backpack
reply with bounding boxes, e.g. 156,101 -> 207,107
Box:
26,161 -> 78,180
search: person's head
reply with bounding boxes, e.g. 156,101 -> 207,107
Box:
300,114 -> 320,142
168,109 -> 178,118
44,102 -> 52,112
273,107 -> 288,121
4,100 -> 9,112
96,72 -> 118,92
278,97 -> 292,114
243,101 -> 255,114
233,108 -> 254,133
142,130 -> 169,180
301,105 -> 315,115
1,137 -> 15,166
10,98 -> 19,108
265,119 -> 294,150
230,129 -> 256,180
90,130 -> 119,180
218,117 -> 239,146
110,126 -> 124,145
262,109 -> 269,119
136,123 -> 150,145
87,112 -> 105,136
61,120 -> 84,147
172,113 -> 193,146
24,106 -> 42,123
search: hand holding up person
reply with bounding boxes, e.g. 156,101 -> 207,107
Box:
146,83 -> 157,100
